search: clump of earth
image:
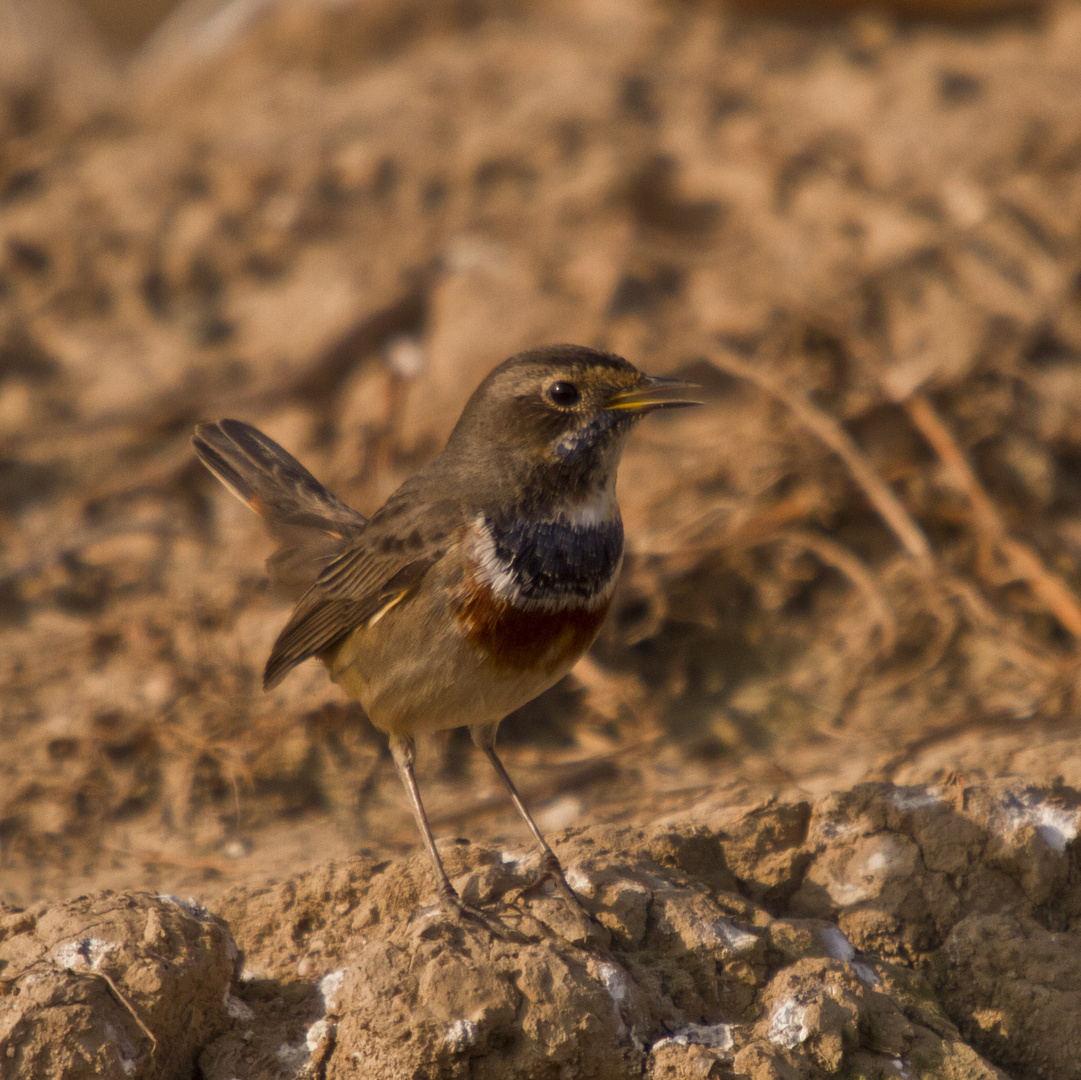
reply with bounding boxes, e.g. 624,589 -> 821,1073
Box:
4,0 -> 1081,1075
5,779 -> 1081,1078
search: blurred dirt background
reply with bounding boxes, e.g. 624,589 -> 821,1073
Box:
4,0 -> 1081,1076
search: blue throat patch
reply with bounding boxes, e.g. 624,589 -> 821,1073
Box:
486,516 -> 624,601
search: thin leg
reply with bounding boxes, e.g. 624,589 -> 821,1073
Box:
390,735 -> 514,937
390,735 -> 460,905
480,744 -> 587,912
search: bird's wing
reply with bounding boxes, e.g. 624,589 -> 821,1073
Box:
262,490 -> 460,689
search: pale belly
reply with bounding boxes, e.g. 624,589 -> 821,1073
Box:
326,592 -> 595,737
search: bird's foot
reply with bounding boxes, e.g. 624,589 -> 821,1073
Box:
509,853 -> 610,949
513,852 -> 589,916
438,884 -> 523,942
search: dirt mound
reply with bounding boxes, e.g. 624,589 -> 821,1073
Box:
0,891 -> 237,1079
6,780 -> 1077,1078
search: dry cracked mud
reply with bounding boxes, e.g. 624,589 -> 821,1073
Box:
5,780 -> 1080,1078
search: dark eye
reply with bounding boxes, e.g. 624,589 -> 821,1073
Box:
548,381 -> 580,407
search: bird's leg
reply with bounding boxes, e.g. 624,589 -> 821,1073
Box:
390,735 -> 524,942
472,730 -> 587,913
389,735 -> 462,907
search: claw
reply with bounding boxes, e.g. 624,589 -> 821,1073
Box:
438,884 -> 528,942
511,853 -> 591,919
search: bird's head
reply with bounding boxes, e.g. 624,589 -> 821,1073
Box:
445,345 -> 700,503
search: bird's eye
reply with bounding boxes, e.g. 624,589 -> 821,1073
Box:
548,381 -> 580,407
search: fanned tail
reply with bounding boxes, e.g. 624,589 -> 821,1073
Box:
192,419 -> 367,599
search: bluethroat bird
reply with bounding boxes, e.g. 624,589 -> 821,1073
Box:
193,344 -> 700,920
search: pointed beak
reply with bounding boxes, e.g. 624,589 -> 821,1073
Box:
606,374 -> 703,413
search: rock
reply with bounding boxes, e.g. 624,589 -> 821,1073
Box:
196,809 -> 1021,1079
0,891 -> 238,1080
4,785 -> 1073,1078
933,913 -> 1081,1080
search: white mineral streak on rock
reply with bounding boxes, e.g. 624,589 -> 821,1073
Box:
499,850 -> 530,871
594,960 -> 629,1004
852,961 -> 882,987
1004,793 -> 1081,855
819,926 -> 855,962
888,786 -> 945,811
53,937 -> 116,970
769,997 -> 812,1049
276,1041 -> 309,1071
661,906 -> 760,954
444,1018 -> 480,1053
813,818 -> 863,842
866,851 -> 890,874
223,989 -> 254,1020
319,967 -> 349,1012
157,894 -> 212,921
415,904 -> 443,926
715,919 -> 760,953
306,1018 -> 333,1053
105,1022 -> 139,1076
825,833 -> 915,906
565,865 -> 597,896
652,1022 -> 735,1053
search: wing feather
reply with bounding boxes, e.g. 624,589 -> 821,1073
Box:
261,485 -> 463,689
263,553 -> 440,688
193,424 -> 463,690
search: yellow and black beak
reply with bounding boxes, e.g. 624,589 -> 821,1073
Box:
606,374 -> 702,413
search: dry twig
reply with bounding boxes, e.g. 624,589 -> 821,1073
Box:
82,969 -> 159,1056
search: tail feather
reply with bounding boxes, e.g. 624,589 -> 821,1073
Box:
192,419 -> 367,598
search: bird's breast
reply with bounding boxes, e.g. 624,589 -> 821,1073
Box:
453,513 -> 623,673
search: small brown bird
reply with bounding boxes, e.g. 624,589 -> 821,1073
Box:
193,344 -> 699,919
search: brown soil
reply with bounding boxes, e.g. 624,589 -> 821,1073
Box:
8,780 -> 1081,1078
4,0 -> 1081,1076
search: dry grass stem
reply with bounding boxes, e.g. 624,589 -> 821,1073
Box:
712,351 -> 935,563
905,392 -> 1081,642
58,967 -> 159,1057
105,847 -> 238,873
942,575 -> 1063,679
781,528 -> 898,654
859,564 -> 960,700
